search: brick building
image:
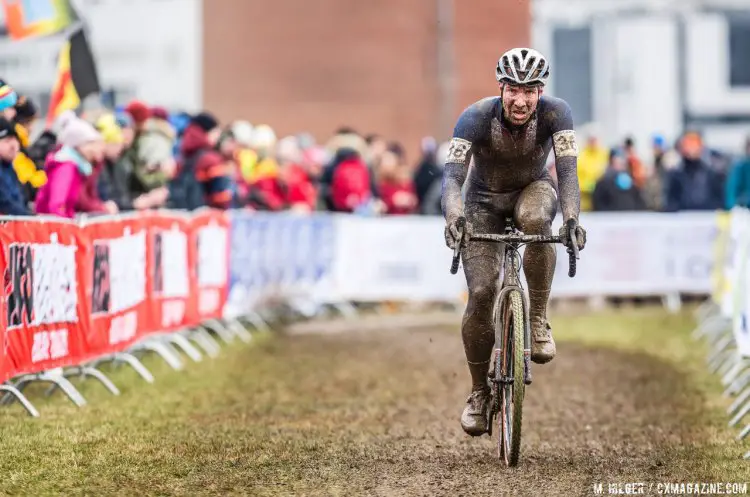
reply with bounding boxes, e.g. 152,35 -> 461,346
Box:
203,0 -> 529,156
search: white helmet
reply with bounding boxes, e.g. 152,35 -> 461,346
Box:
496,48 -> 550,86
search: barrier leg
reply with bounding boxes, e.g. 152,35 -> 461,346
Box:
721,360 -> 748,387
694,315 -> 731,340
729,400 -> 750,427
717,356 -> 738,379
333,301 -> 358,319
226,318 -> 253,343
241,311 -> 271,334
729,385 -> 750,415
707,336 -> 735,365
736,422 -> 750,440
45,366 -> 120,397
186,328 -> 221,358
10,372 -> 86,407
203,319 -> 236,345
661,292 -> 682,314
164,333 -> 203,363
694,299 -> 717,322
111,352 -> 155,383
725,366 -> 750,397
709,349 -> 735,375
130,340 -> 184,371
0,384 -> 39,417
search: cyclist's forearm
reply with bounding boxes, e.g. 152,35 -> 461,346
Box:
441,162 -> 467,222
555,156 -> 581,221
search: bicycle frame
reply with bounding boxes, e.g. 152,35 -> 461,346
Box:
495,219 -> 533,385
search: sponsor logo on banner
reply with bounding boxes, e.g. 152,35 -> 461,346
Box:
84,219 -> 148,353
152,224 -> 189,330
188,210 -> 230,323
0,221 -> 85,374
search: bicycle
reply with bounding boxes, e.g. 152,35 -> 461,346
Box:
449,217 -> 580,467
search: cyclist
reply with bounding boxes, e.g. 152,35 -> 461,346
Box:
442,48 -> 587,436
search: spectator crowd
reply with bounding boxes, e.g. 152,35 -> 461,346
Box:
0,78 -> 748,219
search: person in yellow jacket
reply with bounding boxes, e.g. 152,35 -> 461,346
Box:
246,123 -> 279,183
12,96 -> 47,200
577,133 -> 608,211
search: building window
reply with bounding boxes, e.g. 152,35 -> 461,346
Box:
729,17 -> 750,87
552,26 -> 592,125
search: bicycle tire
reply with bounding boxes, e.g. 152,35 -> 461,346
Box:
496,289 -> 525,467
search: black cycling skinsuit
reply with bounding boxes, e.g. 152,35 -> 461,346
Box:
441,95 -> 581,391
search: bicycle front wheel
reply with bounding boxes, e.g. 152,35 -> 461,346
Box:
496,289 -> 526,467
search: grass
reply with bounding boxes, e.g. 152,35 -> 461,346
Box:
0,307 -> 747,496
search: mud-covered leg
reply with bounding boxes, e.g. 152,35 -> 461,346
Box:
514,180 -> 558,364
459,207 -> 503,436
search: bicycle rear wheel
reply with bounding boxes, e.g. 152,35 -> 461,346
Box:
495,289 -> 525,467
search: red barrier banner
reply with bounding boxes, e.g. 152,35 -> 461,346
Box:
146,212 -> 191,334
79,215 -> 150,357
0,221 -> 9,383
0,218 -> 88,376
187,209 -> 230,326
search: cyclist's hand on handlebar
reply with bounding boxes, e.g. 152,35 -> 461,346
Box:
559,220 -> 587,251
445,216 -> 473,249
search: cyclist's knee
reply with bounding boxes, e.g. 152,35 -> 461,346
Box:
516,200 -> 552,234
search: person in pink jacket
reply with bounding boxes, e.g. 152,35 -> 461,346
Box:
35,111 -> 115,218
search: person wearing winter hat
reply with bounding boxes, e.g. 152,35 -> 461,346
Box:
124,100 -> 151,131
35,111 -> 116,218
114,109 -> 135,148
168,110 -> 233,210
0,80 -> 18,121
10,94 -> 47,202
0,117 -> 31,215
130,112 -> 176,204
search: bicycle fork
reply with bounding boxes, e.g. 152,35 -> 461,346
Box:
491,285 -> 534,387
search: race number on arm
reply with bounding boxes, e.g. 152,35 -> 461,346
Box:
441,99 -> 492,222
547,98 -> 581,221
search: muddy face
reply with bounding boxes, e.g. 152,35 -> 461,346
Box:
501,84 -> 541,126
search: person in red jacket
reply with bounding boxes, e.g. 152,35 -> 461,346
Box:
169,112 -> 234,210
377,142 -> 418,215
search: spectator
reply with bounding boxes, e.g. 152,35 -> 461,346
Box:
130,113 -> 176,201
663,132 -> 724,212
248,124 -> 279,182
0,117 -> 30,215
35,111 -> 115,218
377,142 -> 418,215
577,133 -> 608,211
12,95 -> 47,203
413,136 -> 442,215
320,147 -> 372,212
124,100 -> 151,134
419,140 -> 449,216
725,135 -> 750,209
592,148 -> 646,211
169,111 -> 233,210
624,136 -> 647,189
365,133 -> 387,169
96,113 -> 163,212
277,136 -> 316,212
217,121 -> 254,206
114,110 -> 135,148
0,80 -> 18,121
642,134 -> 669,211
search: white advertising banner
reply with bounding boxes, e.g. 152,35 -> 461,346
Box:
550,212 -> 718,297
329,212 -> 719,302
331,216 -> 467,302
730,209 -> 750,357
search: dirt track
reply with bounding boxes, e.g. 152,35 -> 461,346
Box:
232,315 -> 729,496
